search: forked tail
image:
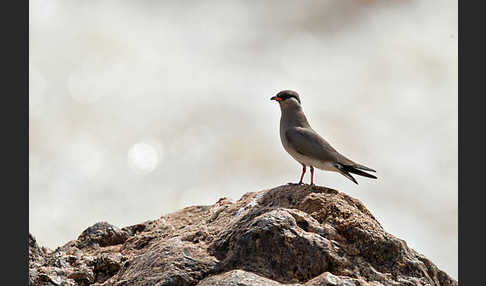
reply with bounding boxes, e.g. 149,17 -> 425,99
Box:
336,164 -> 377,184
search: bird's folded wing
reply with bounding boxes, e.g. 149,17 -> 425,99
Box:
285,127 -> 341,162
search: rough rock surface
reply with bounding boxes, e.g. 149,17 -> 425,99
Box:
29,184 -> 458,286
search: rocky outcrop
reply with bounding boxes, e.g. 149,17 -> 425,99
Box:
29,184 -> 458,286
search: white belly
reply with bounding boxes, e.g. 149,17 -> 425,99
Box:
281,139 -> 338,172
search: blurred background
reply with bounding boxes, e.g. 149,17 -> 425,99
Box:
29,0 -> 457,279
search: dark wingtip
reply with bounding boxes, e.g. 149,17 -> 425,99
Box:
344,166 -> 378,179
355,164 -> 377,173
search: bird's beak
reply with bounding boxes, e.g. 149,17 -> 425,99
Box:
271,96 -> 282,102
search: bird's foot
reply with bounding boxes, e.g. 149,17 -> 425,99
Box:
287,182 -> 305,186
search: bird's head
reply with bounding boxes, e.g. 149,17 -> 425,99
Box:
271,90 -> 302,108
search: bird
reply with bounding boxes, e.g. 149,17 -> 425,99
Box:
270,90 -> 377,185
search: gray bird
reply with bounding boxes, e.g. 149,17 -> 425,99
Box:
271,90 -> 377,185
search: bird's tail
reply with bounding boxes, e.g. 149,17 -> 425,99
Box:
351,164 -> 376,173
336,164 -> 377,184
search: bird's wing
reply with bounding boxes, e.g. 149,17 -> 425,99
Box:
285,127 -> 377,171
285,127 -> 377,183
285,127 -> 341,163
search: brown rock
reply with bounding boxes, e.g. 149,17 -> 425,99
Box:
197,270 -> 286,286
29,184 -> 458,286
76,222 -> 129,249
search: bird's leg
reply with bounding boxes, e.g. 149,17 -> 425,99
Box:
310,166 -> 315,185
299,164 -> 306,184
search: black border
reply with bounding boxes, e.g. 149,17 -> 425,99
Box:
3,0 -> 29,284
459,0 -> 481,284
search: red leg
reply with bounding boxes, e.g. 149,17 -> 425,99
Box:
299,164 -> 306,184
310,166 -> 314,185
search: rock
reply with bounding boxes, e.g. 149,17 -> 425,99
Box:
76,222 -> 129,248
197,270 -> 285,286
29,184 -> 458,286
